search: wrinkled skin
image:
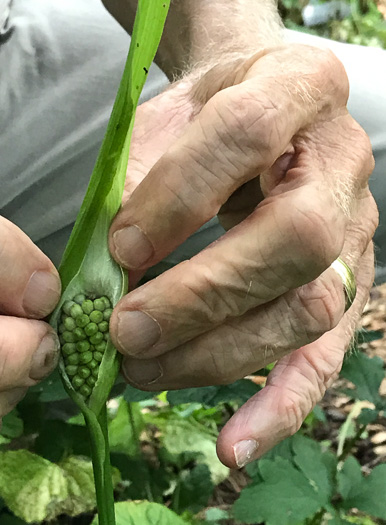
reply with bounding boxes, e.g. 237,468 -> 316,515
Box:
0,218 -> 61,423
108,44 -> 378,467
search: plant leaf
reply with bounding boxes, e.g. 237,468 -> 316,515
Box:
340,351 -> 384,407
91,500 -> 189,525
0,450 -> 117,523
167,379 -> 260,407
233,456 -> 323,525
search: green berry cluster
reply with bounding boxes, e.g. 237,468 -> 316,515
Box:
59,294 -> 113,399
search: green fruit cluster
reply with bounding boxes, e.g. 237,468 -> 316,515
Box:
59,294 -> 113,399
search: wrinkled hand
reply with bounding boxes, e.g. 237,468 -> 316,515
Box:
108,44 -> 378,468
0,218 -> 61,422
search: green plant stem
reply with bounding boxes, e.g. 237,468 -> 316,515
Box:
127,402 -> 154,502
86,406 -> 116,525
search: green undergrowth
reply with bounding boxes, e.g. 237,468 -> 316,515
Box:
0,329 -> 384,524
280,0 -> 386,48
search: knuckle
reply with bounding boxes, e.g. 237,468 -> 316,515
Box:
314,47 -> 349,103
209,87 -> 277,169
347,118 -> 375,177
288,189 -> 344,279
296,275 -> 345,341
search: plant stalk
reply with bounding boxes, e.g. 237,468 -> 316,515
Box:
86,406 -> 116,525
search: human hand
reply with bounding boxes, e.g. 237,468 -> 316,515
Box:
108,44 -> 378,468
0,217 -> 61,421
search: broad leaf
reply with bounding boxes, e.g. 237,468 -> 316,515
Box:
341,463 -> 386,519
0,451 -> 107,523
167,379 -> 260,407
0,411 -> 23,439
292,434 -> 334,503
173,464 -> 214,513
124,384 -> 159,402
340,352 -> 384,407
92,500 -> 189,525
337,456 -> 363,500
108,399 -> 144,457
233,457 -> 323,524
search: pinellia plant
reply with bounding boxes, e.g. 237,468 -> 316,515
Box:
49,2 -> 170,524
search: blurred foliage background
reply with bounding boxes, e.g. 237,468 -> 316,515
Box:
279,0 -> 386,48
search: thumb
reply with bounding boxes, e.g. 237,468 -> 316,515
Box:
216,249 -> 373,468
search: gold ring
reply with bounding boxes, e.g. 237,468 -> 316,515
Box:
330,257 -> 357,312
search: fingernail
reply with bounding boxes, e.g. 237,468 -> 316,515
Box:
117,310 -> 161,355
233,439 -> 259,468
30,332 -> 60,380
123,357 -> 163,385
113,225 -> 153,269
23,270 -> 61,318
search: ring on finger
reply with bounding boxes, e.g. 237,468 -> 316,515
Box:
330,257 -> 357,312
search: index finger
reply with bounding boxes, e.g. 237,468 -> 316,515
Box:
109,46 -> 348,271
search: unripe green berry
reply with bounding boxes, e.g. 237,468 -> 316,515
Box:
95,342 -> 106,353
87,376 -> 97,387
77,341 -> 91,353
65,365 -> 78,376
74,328 -> 87,341
63,300 -> 75,316
104,333 -> 109,341
94,351 -> 103,363
79,384 -> 92,397
94,298 -> 106,312
89,359 -> 98,369
62,331 -> 76,343
92,367 -> 99,377
90,310 -> 103,323
81,299 -> 94,315
58,323 -> 66,334
74,294 -> 86,305
84,323 -> 98,337
101,296 -> 111,308
67,353 -> 80,365
72,375 -> 84,389
76,314 -> 90,328
64,317 -> 76,331
62,343 -> 77,356
79,351 -> 93,364
79,366 -> 91,379
70,304 -> 83,318
98,321 -> 109,333
90,332 -> 103,345
103,308 -> 113,321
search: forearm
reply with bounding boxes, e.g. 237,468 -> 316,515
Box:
102,0 -> 283,78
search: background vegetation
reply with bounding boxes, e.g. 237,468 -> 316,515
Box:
0,1 -> 385,524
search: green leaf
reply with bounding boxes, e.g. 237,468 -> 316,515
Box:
337,456 -> 362,500
91,500 -> 189,525
356,329 -> 383,344
0,450 -> 109,523
357,408 -> 379,425
110,453 -> 170,502
233,457 -> 323,525
123,384 -> 160,402
158,417 -> 229,485
341,463 -> 386,519
204,508 -> 230,523
167,379 -> 260,407
0,411 -> 23,439
0,516 -> 27,525
292,434 -> 334,504
340,351 -> 384,407
173,464 -> 214,513
28,369 -> 67,402
108,399 -> 144,456
34,420 -> 90,462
